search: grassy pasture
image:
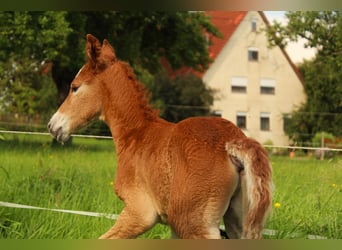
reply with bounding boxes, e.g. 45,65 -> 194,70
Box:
0,133 -> 341,239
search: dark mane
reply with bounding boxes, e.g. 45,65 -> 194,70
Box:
119,61 -> 159,121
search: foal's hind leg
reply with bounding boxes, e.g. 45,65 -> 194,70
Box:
169,174 -> 239,239
223,192 -> 244,238
170,214 -> 222,239
223,175 -> 246,239
99,193 -> 158,239
168,188 -> 225,239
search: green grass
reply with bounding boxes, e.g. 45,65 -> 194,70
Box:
267,156 -> 342,239
0,133 -> 170,239
0,133 -> 341,239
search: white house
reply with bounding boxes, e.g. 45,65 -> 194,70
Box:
200,11 -> 306,146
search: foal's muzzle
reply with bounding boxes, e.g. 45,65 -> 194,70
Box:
48,112 -> 71,143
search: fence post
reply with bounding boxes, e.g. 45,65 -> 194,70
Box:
320,132 -> 325,160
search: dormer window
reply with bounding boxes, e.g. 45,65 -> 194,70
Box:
251,19 -> 257,32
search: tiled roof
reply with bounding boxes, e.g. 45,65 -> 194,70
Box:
166,11 -> 303,84
205,11 -> 247,62
165,11 -> 247,78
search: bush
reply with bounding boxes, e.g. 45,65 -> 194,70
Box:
312,132 -> 336,147
312,132 -> 336,159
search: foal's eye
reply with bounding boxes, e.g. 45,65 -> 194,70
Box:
71,85 -> 79,93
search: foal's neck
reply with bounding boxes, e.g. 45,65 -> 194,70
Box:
102,62 -> 160,143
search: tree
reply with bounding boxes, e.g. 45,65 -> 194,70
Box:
0,11 -> 220,126
52,11 -> 220,103
0,58 -> 57,119
149,72 -> 214,122
266,11 -> 342,142
0,11 -> 72,118
266,11 -> 342,58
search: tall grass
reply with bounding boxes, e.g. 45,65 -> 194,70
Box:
267,156 -> 342,239
0,134 -> 170,239
0,134 -> 341,239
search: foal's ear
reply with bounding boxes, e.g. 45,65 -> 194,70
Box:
86,34 -> 102,64
101,39 -> 117,63
86,34 -> 116,69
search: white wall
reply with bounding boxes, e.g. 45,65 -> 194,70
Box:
203,11 -> 306,145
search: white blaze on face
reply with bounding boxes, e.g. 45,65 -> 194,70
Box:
75,65 -> 85,78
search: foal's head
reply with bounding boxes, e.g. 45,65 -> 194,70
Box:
48,34 -> 116,142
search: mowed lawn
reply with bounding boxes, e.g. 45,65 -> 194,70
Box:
0,133 -> 341,239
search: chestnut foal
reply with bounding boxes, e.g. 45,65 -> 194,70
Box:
48,34 -> 272,239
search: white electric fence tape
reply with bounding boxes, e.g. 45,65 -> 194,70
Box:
1,130 -> 342,151
0,201 -> 327,239
0,201 -> 118,220
0,130 -> 113,140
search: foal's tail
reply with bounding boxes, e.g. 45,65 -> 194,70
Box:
226,137 -> 273,239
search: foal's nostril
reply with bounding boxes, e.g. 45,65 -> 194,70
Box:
47,119 -> 58,137
47,121 -> 55,133
48,117 -> 54,128
48,125 -> 62,140
56,127 -> 63,136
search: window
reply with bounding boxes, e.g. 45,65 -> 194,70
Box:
248,47 -> 259,61
231,77 -> 247,93
260,79 -> 276,95
260,112 -> 270,131
251,20 -> 257,32
236,112 -> 247,129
